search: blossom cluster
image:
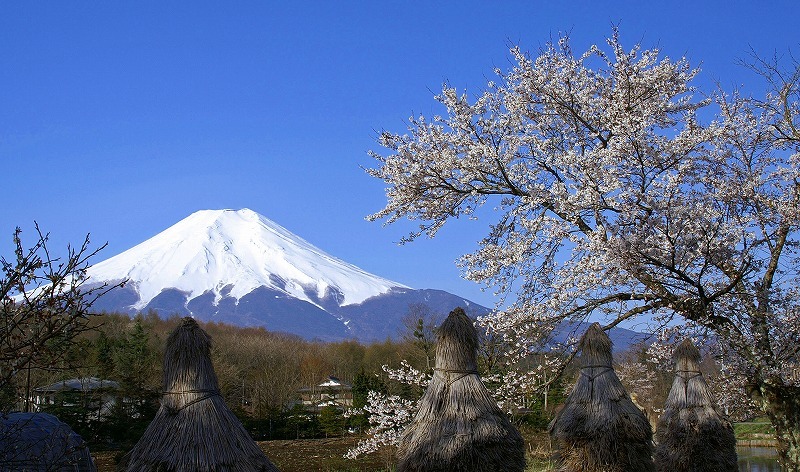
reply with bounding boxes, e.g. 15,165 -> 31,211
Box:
343,391 -> 416,459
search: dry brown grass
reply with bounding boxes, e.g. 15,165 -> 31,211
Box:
93,437 -> 396,472
94,430 -> 553,472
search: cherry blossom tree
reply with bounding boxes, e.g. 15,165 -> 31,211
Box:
343,362 -> 424,460
367,30 -> 800,467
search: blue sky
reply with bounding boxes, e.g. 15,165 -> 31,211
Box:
2,1 -> 799,310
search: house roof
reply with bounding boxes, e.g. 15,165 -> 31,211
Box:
318,376 -> 351,388
34,377 -> 120,393
298,376 -> 352,392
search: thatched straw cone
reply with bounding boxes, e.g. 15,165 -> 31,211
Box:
549,322 -> 654,472
654,339 -> 737,471
395,307 -> 525,472
119,317 -> 279,472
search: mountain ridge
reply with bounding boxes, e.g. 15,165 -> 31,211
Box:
87,209 -> 486,341
88,209 -> 407,312
87,208 -> 645,349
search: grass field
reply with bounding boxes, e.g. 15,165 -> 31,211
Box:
734,418 -> 775,438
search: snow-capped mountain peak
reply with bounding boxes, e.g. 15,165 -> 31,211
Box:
88,208 -> 408,311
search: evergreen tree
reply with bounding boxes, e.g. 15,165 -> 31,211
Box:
319,405 -> 344,437
350,368 -> 387,433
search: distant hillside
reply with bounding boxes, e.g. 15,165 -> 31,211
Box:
86,209 -> 486,341
87,208 -> 646,349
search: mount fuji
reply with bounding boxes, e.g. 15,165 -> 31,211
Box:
87,209 -> 488,341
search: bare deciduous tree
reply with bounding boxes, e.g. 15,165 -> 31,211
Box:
1,224 -> 119,411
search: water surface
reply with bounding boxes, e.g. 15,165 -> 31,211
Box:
737,446 -> 780,472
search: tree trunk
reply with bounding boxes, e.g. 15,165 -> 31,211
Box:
544,384 -> 548,411
756,382 -> 800,471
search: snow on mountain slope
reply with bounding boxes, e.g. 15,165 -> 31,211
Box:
88,208 -> 408,311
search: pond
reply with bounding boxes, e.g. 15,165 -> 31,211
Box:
738,446 -> 780,472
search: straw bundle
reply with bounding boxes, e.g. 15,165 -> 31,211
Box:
654,339 -> 737,471
396,307 -> 525,472
119,317 -> 279,472
549,323 -> 654,472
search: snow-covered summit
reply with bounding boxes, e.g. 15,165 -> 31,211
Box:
88,208 -> 408,311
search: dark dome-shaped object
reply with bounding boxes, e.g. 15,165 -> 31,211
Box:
1,412 -> 96,471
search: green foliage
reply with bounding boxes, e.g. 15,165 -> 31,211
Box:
94,331 -> 117,380
517,403 -> 552,430
239,413 -> 290,441
734,418 -> 776,438
525,457 -> 556,472
49,317 -> 162,448
352,368 -> 386,409
319,405 -> 345,437
286,403 -> 320,439
113,318 -> 157,393
0,377 -> 17,412
349,368 -> 388,433
515,376 -> 567,431
39,391 -> 92,438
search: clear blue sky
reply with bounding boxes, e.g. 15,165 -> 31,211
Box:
2,1 -> 798,310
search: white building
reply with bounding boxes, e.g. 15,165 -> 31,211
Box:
298,376 -> 353,411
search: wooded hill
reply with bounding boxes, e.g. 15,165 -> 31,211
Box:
5,310 -> 564,448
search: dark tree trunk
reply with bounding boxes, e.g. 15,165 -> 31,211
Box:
755,382 -> 800,471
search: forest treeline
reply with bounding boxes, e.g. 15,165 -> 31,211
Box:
2,309 -> 740,450
5,309 -> 545,447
